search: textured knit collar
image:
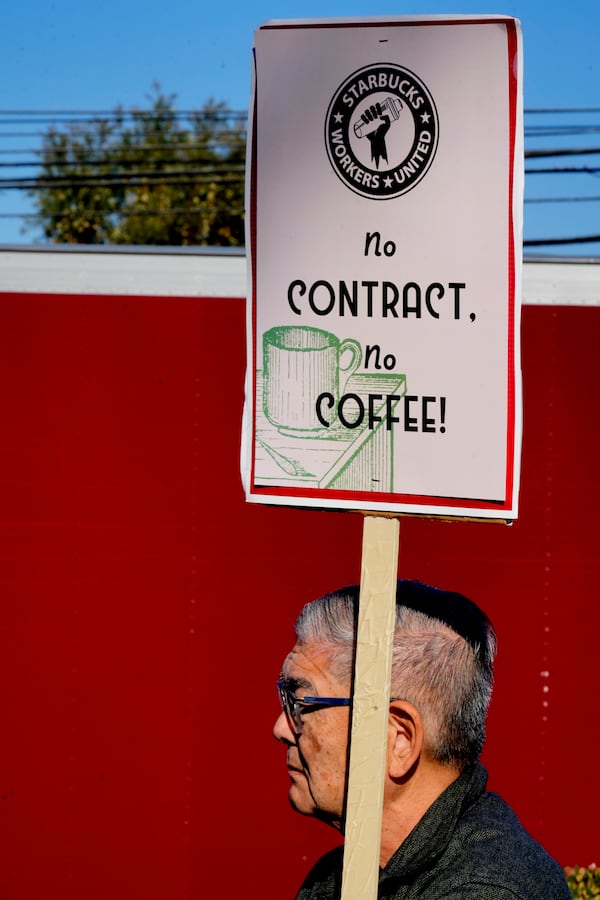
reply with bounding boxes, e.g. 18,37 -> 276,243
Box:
381,762 -> 488,882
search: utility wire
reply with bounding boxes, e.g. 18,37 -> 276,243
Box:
1,105 -> 598,114
524,107 -> 600,113
525,165 -> 600,174
525,147 -> 600,158
0,144 -> 244,157
526,195 -> 600,203
1,147 -> 598,168
524,234 -> 600,246
0,111 -> 247,125
0,158 -> 245,169
0,207 -> 245,219
525,126 -> 600,137
0,174 -> 245,190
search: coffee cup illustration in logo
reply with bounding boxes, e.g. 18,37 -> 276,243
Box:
263,325 -> 362,434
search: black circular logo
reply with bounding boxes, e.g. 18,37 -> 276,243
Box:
325,63 -> 439,200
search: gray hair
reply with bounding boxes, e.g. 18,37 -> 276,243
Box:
294,580 -> 497,770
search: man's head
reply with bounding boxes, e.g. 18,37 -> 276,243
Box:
273,579 -> 496,829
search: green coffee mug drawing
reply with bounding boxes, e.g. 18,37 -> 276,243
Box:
263,325 -> 362,433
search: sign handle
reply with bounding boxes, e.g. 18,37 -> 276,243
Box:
341,515 -> 400,900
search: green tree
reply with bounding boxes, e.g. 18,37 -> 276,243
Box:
28,87 -> 246,246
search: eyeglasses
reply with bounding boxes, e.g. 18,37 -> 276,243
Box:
276,680 -> 351,734
276,681 -> 406,736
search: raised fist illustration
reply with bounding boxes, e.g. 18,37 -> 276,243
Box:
353,97 -> 403,169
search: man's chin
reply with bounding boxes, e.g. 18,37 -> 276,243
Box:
288,784 -> 315,818
288,788 -> 342,830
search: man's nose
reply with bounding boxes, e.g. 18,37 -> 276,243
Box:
273,707 -> 295,743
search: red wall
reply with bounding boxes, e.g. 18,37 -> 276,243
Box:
0,292 -> 597,899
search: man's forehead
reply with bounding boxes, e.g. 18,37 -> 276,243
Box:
280,641 -> 338,688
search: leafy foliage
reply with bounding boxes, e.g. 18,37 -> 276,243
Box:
566,865 -> 600,898
28,87 -> 246,245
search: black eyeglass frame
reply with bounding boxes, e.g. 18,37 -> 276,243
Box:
276,680 -> 351,734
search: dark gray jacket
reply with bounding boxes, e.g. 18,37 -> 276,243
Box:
296,764 -> 570,899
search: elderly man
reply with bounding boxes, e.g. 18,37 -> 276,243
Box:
274,580 -> 570,899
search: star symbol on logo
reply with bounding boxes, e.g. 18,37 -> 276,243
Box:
384,176 -> 393,188
334,112 -> 343,124
421,112 -> 431,124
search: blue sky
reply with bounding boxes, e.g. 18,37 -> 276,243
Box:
1,0 -> 599,254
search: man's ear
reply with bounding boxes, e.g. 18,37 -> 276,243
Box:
387,701 -> 424,780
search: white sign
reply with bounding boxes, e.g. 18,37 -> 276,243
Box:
242,15 -> 523,519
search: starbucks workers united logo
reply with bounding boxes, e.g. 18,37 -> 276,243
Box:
325,63 -> 439,200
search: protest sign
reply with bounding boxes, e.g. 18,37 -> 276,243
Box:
242,15 -> 523,520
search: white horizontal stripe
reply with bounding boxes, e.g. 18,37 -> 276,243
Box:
1,246 -> 598,306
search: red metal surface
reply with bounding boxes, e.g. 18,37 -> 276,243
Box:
0,294 -> 597,899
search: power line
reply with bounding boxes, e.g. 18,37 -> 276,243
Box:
0,149 -> 595,170
3,146 -> 598,167
525,165 -> 600,175
524,234 -> 600,246
0,105 -> 597,115
0,175 -> 245,190
0,110 -> 247,125
0,208 -> 245,218
0,108 -> 247,116
525,195 -> 600,203
525,126 -> 600,137
0,143 -> 243,157
9,168 -> 600,189
0,158 -> 245,170
524,107 -> 600,114
525,147 -> 600,158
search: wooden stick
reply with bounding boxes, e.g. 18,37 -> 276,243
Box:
340,515 -> 400,900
